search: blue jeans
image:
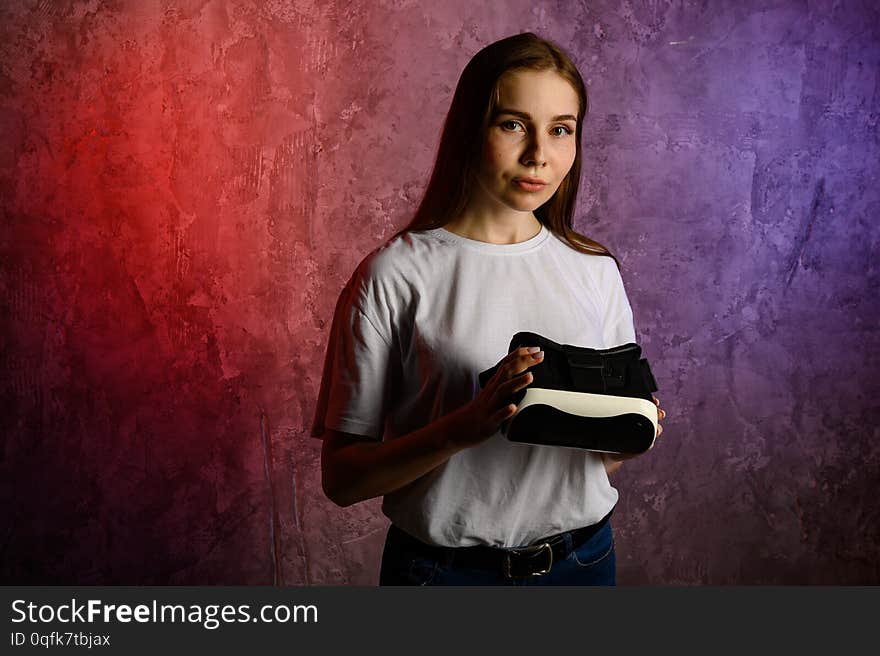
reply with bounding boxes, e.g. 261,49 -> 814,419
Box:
378,519 -> 616,586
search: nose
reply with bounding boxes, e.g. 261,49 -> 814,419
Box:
520,132 -> 547,168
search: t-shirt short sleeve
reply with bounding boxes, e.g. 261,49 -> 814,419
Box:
600,257 -> 637,347
310,274 -> 395,442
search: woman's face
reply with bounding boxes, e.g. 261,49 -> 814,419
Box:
476,69 -> 579,213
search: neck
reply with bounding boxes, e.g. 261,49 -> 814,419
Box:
443,213 -> 543,245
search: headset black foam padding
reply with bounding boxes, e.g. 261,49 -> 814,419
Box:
478,331 -> 660,454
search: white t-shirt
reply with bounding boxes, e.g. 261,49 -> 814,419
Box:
311,222 -> 638,548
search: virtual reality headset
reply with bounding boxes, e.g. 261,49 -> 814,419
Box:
478,331 -> 659,455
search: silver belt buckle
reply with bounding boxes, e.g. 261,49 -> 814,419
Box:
503,542 -> 554,578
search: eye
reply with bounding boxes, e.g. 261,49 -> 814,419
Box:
499,120 -> 574,137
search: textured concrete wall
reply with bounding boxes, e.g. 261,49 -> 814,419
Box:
1,0 -> 877,584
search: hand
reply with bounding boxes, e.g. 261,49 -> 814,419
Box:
603,395 -> 666,467
450,346 -> 545,449
653,395 -> 666,441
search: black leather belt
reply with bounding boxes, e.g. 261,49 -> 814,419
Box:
391,507 -> 614,579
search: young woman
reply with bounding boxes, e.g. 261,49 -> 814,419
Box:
311,32 -> 665,585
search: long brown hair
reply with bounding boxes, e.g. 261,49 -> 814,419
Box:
389,31 -> 620,270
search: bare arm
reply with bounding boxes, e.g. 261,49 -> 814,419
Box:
321,408 -> 471,508
322,346 -> 545,508
602,453 -> 624,476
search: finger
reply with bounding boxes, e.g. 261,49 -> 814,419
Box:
659,408 -> 666,420
501,370 -> 533,396
492,403 -> 517,423
489,351 -> 526,384
508,351 -> 544,377
506,346 -> 535,362
652,395 -> 660,406
656,424 -> 663,438
491,348 -> 532,382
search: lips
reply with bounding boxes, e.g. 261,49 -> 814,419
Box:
513,178 -> 548,193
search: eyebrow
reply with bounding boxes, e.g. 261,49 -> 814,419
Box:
493,107 -> 577,122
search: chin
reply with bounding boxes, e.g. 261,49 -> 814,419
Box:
506,195 -> 549,211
